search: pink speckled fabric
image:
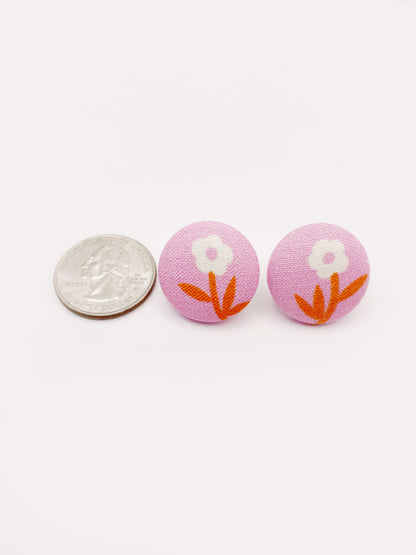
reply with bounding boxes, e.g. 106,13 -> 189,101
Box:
159,221 -> 260,323
267,223 -> 370,324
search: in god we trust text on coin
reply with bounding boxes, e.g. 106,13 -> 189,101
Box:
54,235 -> 156,318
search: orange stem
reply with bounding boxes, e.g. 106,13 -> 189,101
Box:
317,273 -> 339,324
208,272 -> 226,320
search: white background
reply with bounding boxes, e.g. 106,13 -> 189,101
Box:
1,1 -> 415,554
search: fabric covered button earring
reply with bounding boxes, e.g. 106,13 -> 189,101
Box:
267,223 -> 370,324
159,221 -> 260,322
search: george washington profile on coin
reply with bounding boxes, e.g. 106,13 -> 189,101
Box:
54,235 -> 156,318
81,245 -> 130,302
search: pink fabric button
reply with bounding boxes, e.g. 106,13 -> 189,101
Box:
159,221 -> 260,323
267,223 -> 370,324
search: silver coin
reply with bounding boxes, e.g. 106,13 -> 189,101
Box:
54,235 -> 156,318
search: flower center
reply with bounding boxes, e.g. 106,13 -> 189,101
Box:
323,252 -> 335,264
205,247 -> 218,261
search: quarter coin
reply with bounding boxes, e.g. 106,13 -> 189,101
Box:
54,235 -> 156,318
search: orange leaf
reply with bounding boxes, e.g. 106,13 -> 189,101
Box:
294,294 -> 317,320
178,283 -> 211,302
338,274 -> 368,303
313,284 -> 325,320
227,301 -> 250,316
222,276 -> 236,312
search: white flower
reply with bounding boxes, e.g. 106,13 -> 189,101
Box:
191,235 -> 233,276
308,239 -> 349,279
